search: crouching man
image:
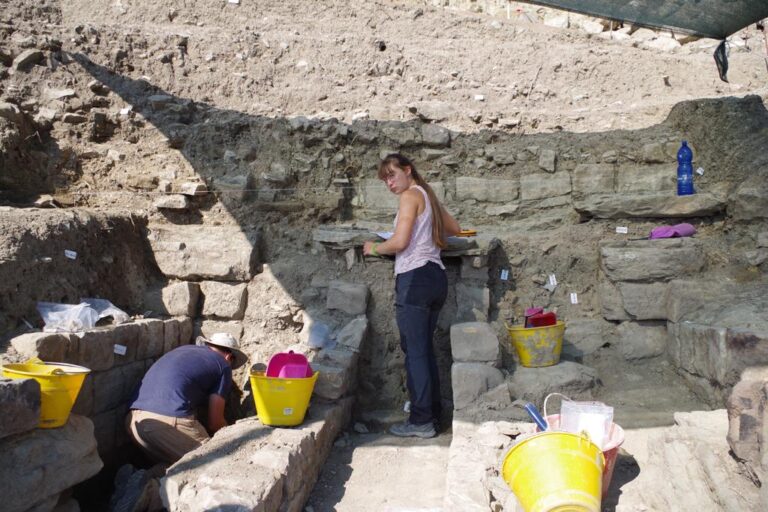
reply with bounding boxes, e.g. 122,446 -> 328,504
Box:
126,332 -> 247,465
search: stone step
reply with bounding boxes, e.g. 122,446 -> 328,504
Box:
161,399 -> 352,512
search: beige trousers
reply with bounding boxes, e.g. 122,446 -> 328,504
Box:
127,409 -> 209,465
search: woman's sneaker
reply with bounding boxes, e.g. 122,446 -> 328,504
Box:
389,421 -> 436,438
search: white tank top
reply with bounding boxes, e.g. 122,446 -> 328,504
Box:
394,186 -> 445,275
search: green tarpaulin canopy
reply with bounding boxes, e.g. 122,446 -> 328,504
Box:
520,0 -> 768,81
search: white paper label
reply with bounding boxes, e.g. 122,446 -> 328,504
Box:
615,226 -> 628,234
283,407 -> 294,416
570,292 -> 578,304
500,269 -> 509,281
113,344 -> 127,355
548,274 -> 557,286
64,250 -> 77,260
696,167 -> 705,176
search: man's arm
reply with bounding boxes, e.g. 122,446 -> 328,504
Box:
207,394 -> 228,433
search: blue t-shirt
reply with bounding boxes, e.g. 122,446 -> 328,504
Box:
130,345 -> 232,417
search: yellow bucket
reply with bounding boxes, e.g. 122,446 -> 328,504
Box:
506,321 -> 565,368
2,361 -> 91,428
249,370 -> 319,426
502,431 -> 604,512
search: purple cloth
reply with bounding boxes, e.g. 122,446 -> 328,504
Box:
649,223 -> 696,239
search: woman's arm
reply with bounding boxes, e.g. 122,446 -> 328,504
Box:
363,189 -> 420,256
441,204 -> 461,237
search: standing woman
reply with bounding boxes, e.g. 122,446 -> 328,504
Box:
364,153 -> 461,438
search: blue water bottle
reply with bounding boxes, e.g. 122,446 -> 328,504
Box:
677,141 -> 694,196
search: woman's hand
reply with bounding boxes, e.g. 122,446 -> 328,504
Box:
363,241 -> 378,256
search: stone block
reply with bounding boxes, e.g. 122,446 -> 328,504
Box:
336,316 -> 368,352
359,178 -> 399,211
668,321 -> 730,386
599,278 -> 629,321
91,408 -> 119,456
617,281 -> 669,320
326,281 -> 369,316
520,172 -> 571,200
163,318 -> 181,354
381,123 -> 421,146
198,319 -> 243,341
144,281 -> 200,317
562,318 -> 612,358
10,332 -> 79,363
134,319 -> 165,359
451,362 -> 505,409
727,366 -> 768,479
600,239 -> 704,282
616,164 -> 675,193
200,281 -> 247,319
111,322 -> 142,366
0,415 -> 103,512
0,378 -> 40,439
450,322 -> 500,364
71,374 -> 94,416
456,177 -> 519,203
572,163 -> 614,197
728,181 -> 768,221
76,329 -> 115,372
178,317 -> 193,345
311,362 -> 354,400
455,283 -> 489,322
92,361 -> 144,414
146,225 -> 259,281
510,361 -> 599,405
574,192 -> 725,219
485,144 -> 516,165
616,321 -> 667,360
538,149 -> 556,172
460,256 -> 488,281
421,124 -> 451,147
153,194 -> 189,210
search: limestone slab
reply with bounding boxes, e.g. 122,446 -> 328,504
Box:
574,192 -> 725,218
0,378 -> 40,439
200,281 -> 248,319
147,225 -> 259,281
452,362 -> 505,409
456,177 -> 519,203
450,322 -> 500,364
600,238 -> 704,282
519,172 -> 571,200
0,415 -> 103,512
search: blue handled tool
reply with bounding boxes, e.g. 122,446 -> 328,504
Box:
524,402 -> 548,431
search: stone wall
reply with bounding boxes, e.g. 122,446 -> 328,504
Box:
8,317 -> 193,462
0,378 -> 103,512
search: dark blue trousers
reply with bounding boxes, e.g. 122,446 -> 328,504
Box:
395,261 -> 448,425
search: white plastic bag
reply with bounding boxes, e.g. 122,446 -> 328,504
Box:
81,298 -> 130,324
37,302 -> 99,332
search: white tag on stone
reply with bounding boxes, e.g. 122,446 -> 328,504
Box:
548,274 -> 557,287
113,344 -> 127,355
615,226 -> 628,234
570,292 -> 578,304
500,269 -> 509,281
696,167 -> 704,176
64,249 -> 77,260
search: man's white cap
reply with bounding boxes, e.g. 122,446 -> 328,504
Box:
196,332 -> 248,369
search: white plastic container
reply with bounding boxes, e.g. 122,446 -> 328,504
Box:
560,400 -> 614,450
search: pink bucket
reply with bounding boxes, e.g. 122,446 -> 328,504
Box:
539,414 -> 625,498
266,351 -> 313,378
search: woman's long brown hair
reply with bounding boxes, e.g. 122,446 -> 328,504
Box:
378,153 -> 447,249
